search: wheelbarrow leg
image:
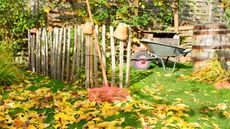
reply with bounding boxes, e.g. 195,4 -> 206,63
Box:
150,53 -> 177,73
157,57 -> 177,73
165,57 -> 169,64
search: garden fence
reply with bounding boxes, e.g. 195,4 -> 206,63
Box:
28,25 -> 132,88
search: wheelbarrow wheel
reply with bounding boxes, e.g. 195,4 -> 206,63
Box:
131,51 -> 151,70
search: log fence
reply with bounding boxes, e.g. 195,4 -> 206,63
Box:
28,25 -> 132,88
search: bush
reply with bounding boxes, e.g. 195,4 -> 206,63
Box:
0,44 -> 23,86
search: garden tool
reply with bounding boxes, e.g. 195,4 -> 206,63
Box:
85,0 -> 129,102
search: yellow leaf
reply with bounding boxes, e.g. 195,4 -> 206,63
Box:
27,124 -> 36,129
54,113 -> 76,123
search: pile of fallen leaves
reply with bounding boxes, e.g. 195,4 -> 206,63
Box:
0,71 -> 229,128
192,58 -> 230,84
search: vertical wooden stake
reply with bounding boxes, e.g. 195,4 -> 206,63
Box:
125,27 -> 132,88
174,0 -> 179,33
71,26 -> 78,82
66,27 -> 71,82
134,0 -> 139,16
61,28 -> 67,81
85,35 -> 90,88
102,25 -> 106,68
119,40 -> 124,88
41,28 -> 46,75
89,37 -> 94,87
28,30 -> 31,70
31,34 -> 35,72
45,30 -> 49,76
80,30 -> 84,67
36,29 -> 41,73
76,26 -> 81,79
57,28 -> 63,79
110,26 -> 116,87
94,26 -> 99,86
51,28 -> 55,78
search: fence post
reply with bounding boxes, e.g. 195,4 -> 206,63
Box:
71,26 -> 77,82
102,25 -> 106,68
66,27 -> 71,82
76,26 -> 81,80
61,28 -> 67,81
94,25 -> 99,87
28,30 -> 31,70
125,27 -> 132,87
45,30 -> 49,76
119,40 -> 124,88
57,28 -> 63,79
110,26 -> 116,87
85,35 -> 90,88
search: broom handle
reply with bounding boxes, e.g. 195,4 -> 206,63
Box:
85,0 -> 109,87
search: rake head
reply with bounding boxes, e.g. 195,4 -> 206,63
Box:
88,86 -> 130,102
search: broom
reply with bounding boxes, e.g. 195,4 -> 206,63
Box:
85,0 -> 129,102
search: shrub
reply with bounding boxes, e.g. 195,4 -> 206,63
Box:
0,43 -> 23,86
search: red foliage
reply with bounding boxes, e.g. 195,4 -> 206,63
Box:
88,87 -> 130,102
215,80 -> 230,90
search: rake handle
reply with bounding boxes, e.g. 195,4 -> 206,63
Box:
85,0 -> 109,87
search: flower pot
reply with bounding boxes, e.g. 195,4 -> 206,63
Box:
114,23 -> 129,40
82,22 -> 94,35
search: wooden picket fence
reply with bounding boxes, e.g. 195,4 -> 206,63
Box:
27,25 -> 132,88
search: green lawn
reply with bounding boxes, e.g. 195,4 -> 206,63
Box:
130,63 -> 230,128
0,63 -> 229,129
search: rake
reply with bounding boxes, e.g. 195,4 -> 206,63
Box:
85,0 -> 129,102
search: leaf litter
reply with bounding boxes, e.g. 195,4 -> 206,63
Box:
0,71 -> 229,128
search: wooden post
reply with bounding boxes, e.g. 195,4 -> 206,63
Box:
41,28 -> 46,75
57,28 -> 63,79
76,26 -> 81,79
102,25 -> 106,68
45,30 -> 49,76
54,28 -> 59,79
80,30 -> 84,67
125,27 -> 132,88
31,34 -> 35,72
51,28 -> 56,78
134,0 -> 139,16
66,27 -> 71,82
110,26 -> 116,87
61,28 -> 67,81
94,25 -> 99,87
119,40 -> 124,88
28,30 -> 31,70
89,36 -> 94,87
36,29 -> 41,73
71,26 -> 77,81
85,35 -> 90,88
173,0 -> 179,33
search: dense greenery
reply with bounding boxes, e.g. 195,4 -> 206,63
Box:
0,0 -> 45,50
72,0 -> 174,29
0,44 -> 23,86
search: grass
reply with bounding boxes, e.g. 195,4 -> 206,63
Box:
0,62 -> 229,128
130,62 -> 230,128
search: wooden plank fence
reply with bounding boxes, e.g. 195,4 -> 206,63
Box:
28,25 -> 132,88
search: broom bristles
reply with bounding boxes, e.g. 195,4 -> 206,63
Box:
88,87 -> 130,102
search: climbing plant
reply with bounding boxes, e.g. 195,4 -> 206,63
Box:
72,0 -> 174,30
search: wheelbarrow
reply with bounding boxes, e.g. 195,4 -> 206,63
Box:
131,39 -> 191,72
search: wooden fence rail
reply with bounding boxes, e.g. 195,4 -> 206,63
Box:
28,25 -> 132,88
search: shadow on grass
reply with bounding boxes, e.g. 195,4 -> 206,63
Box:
130,67 -> 155,85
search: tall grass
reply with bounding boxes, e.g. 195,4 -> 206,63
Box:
0,43 -> 23,86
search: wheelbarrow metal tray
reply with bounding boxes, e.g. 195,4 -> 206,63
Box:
140,39 -> 186,57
